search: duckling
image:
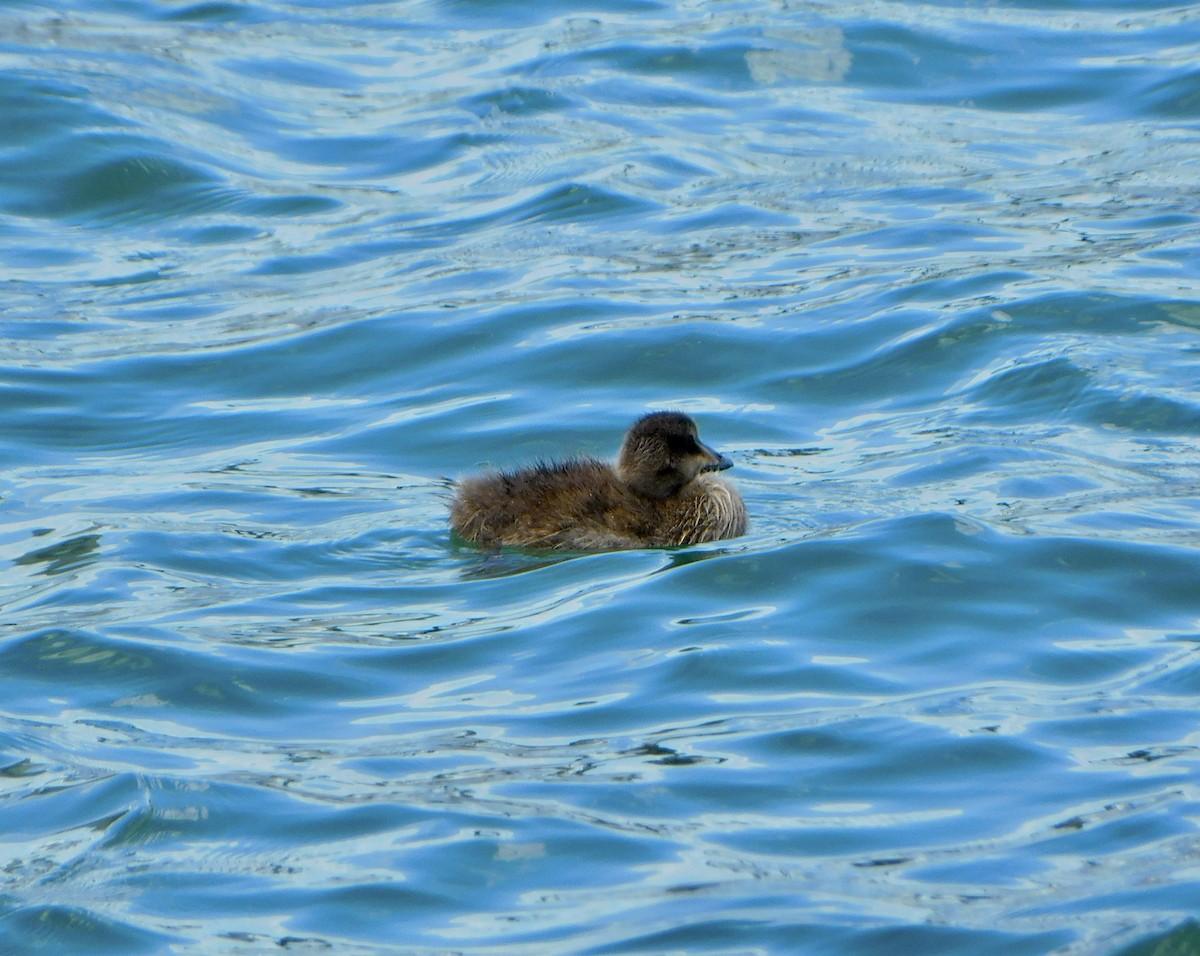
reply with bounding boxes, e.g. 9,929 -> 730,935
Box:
450,411 -> 747,551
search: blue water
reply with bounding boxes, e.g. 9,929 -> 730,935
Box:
3,1 -> 1200,953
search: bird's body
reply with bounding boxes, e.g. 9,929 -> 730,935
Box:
450,412 -> 747,551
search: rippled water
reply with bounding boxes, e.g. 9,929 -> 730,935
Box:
3,1 -> 1200,953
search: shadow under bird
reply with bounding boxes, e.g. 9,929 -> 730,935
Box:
450,411 -> 747,551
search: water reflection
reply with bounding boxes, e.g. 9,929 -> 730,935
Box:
14,532 -> 101,576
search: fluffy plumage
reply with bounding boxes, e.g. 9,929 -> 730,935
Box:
450,412 -> 747,550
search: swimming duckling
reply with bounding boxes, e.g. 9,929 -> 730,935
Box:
450,411 -> 747,551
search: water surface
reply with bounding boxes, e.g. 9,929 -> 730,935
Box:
2,1 -> 1200,953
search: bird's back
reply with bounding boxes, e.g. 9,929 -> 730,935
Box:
451,457 -> 745,551
451,458 -> 636,550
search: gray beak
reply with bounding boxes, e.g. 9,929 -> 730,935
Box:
700,442 -> 733,472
